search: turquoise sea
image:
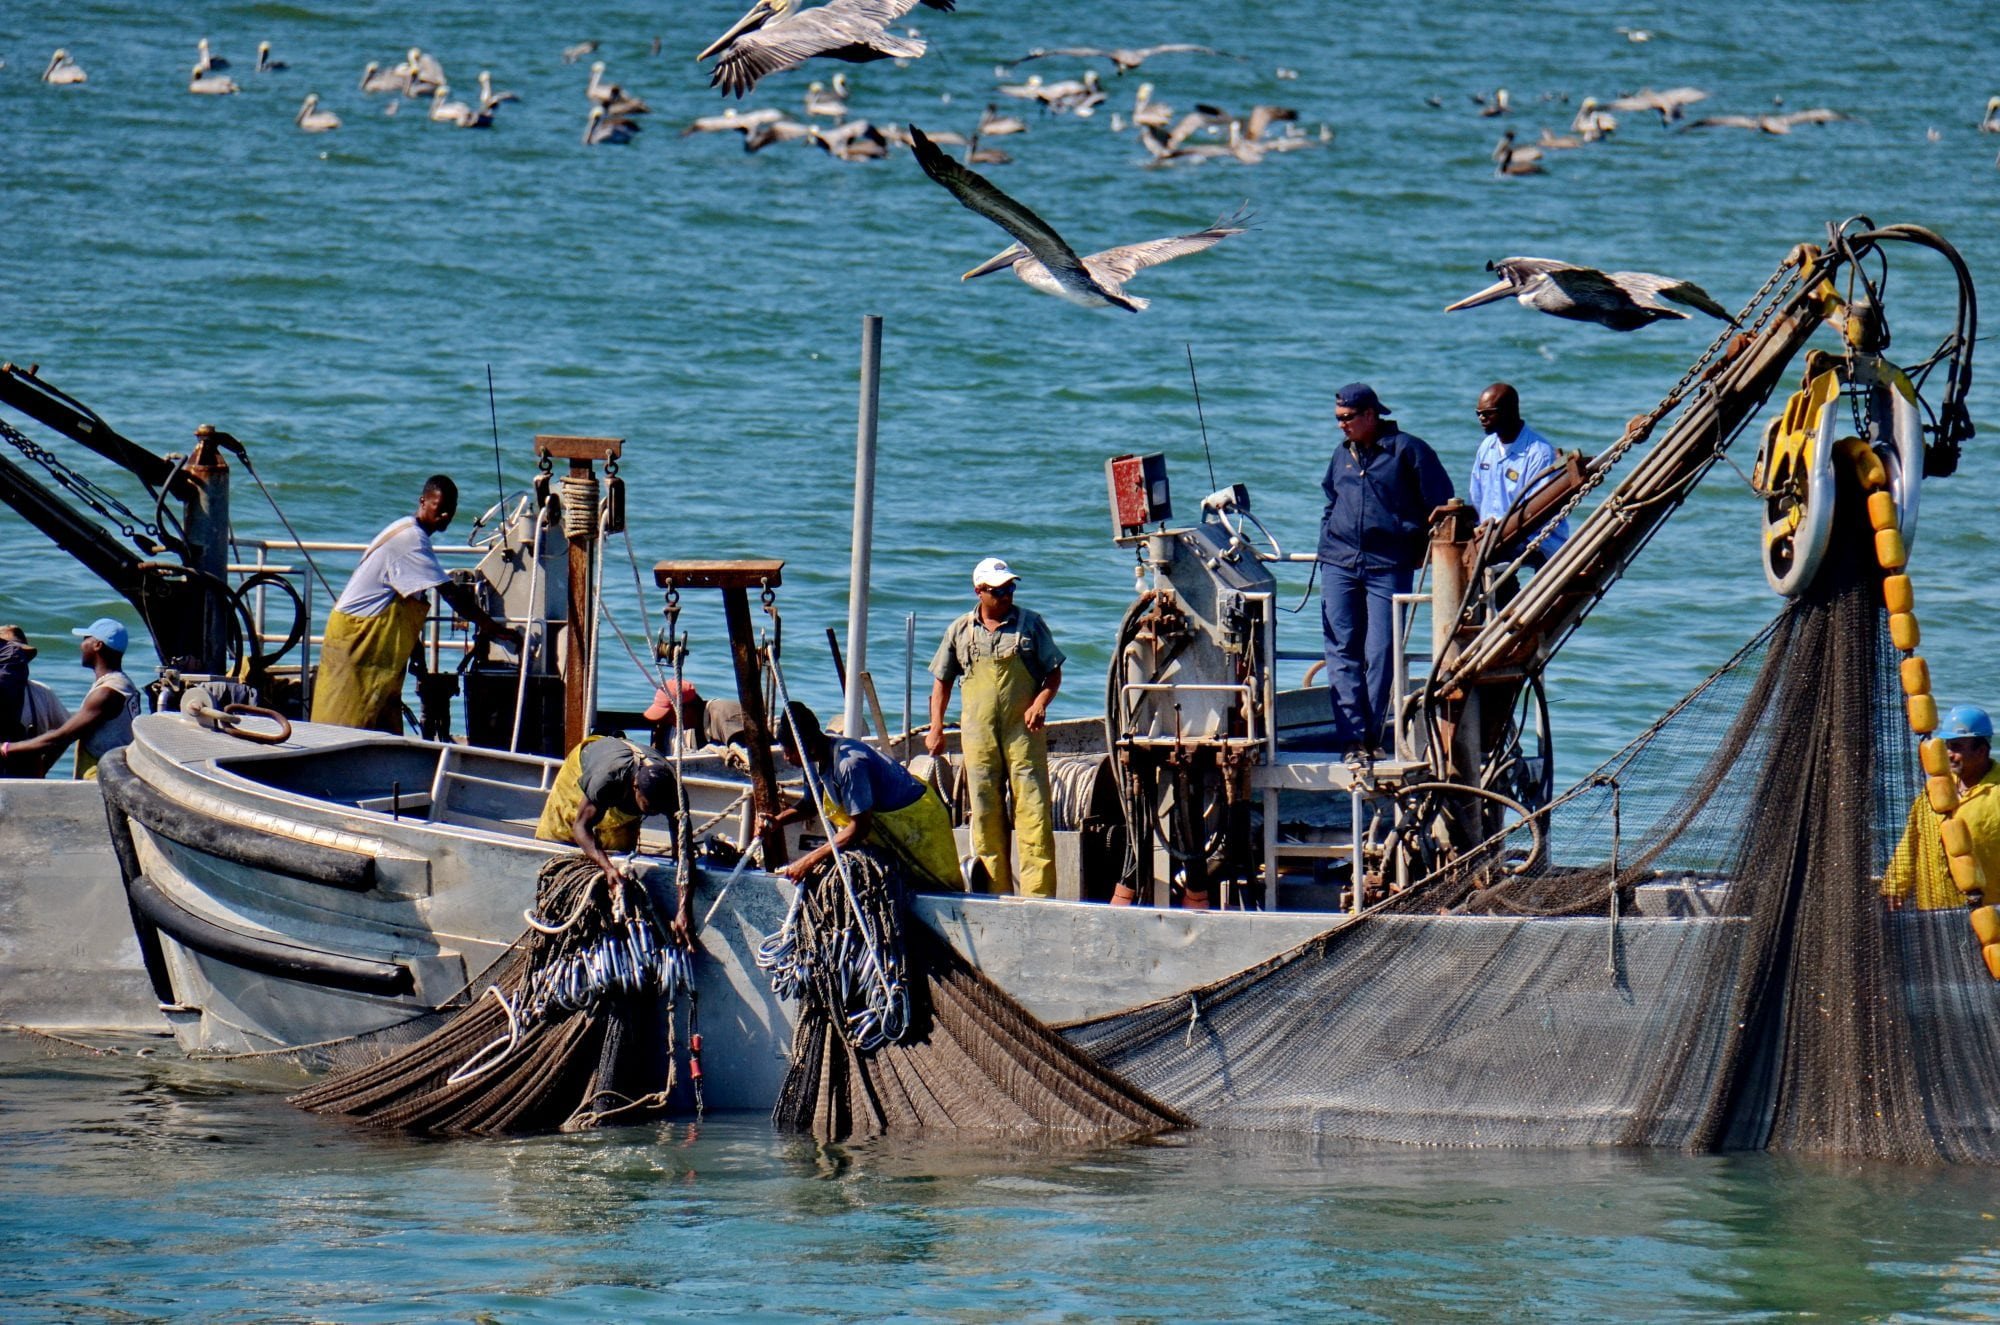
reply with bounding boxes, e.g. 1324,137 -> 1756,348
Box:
5,0 -> 2000,1318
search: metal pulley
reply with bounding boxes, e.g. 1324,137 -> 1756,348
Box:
602,464 -> 626,536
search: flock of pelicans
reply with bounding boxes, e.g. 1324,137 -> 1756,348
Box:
26,0 -> 2000,320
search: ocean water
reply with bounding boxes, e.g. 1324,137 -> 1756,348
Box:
4,0 -> 2000,1316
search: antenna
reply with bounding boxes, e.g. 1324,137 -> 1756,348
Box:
485,364 -> 504,509
1186,343 -> 1217,490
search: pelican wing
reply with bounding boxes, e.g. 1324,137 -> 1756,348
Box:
909,126 -> 1110,297
1002,47 -> 1110,68
1686,114 -> 1762,130
711,0 -> 928,95
1609,271 -> 1735,322
1773,107 -> 1844,127
1085,206 -> 1253,284
1130,44 -> 1231,60
1538,263 -> 1673,316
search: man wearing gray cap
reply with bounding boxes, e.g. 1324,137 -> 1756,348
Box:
0,617 -> 141,779
1319,384 -> 1454,761
926,557 -> 1065,897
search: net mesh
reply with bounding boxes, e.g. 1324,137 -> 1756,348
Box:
1068,493 -> 2000,1160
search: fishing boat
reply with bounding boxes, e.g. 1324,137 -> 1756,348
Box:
16,222 -> 2000,1156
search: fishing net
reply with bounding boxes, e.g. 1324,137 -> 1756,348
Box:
766,847 -> 1186,1142
291,855 -> 696,1136
1067,490 -> 2000,1161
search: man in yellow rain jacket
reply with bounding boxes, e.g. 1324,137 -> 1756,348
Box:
1885,704 -> 2000,910
925,557 -> 1064,897
311,475 -> 517,732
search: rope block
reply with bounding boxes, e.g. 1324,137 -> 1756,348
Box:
1889,611 -> 1920,652
1875,528 -> 1907,571
1882,574 -> 1914,615
1908,693 -> 1938,735
1900,657 -> 1931,697
1927,774 -> 1959,815
1921,737 -> 1952,777
1971,905 -> 2000,947
1866,490 -> 1899,532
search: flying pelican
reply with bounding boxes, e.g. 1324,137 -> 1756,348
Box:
561,40 -> 600,65
477,70 -> 519,111
195,38 -> 229,75
698,0 -> 956,99
813,119 -> 889,160
744,117 -> 814,151
1981,97 -> 2000,133
1537,126 -> 1584,150
682,106 -> 786,136
189,70 -> 241,95
296,93 -> 341,133
910,126 -> 1247,312
1444,257 -> 1733,331
257,42 -> 287,72
1606,86 -> 1706,126
41,49 -> 87,85
998,44 -> 1236,75
977,104 -> 1026,137
583,104 -> 642,145
1686,107 -> 1844,135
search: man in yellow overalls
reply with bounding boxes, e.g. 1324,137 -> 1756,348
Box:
1885,704 -> 2000,909
535,734 -> 694,941
311,475 -> 517,732
925,557 -> 1064,897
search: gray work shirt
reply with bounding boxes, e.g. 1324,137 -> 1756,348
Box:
930,606 -> 1065,688
579,736 -> 664,812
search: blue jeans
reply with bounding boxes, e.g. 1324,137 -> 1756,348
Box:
1320,563 -> 1411,750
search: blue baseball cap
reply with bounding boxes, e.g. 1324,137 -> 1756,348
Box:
72,617 -> 130,653
1335,382 -> 1389,415
1941,704 -> 1993,742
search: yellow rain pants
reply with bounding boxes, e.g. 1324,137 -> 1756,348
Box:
311,597 -> 426,733
960,651 -> 1056,897
823,785 -> 963,891
535,736 -> 643,851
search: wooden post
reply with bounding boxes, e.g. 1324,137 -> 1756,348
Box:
655,559 -> 789,867
536,434 -> 622,754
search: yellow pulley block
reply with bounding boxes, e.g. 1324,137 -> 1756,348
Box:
1900,657 -> 1931,697
1909,693 -> 1939,733
1883,573 -> 1914,615
1921,737 -> 1952,777
1942,816 -> 1973,858
1927,774 -> 1959,814
1950,851 -> 1986,895
1973,906 -> 2000,947
1890,612 -> 1921,651
1756,370 -> 1843,597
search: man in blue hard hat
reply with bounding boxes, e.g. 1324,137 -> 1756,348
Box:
1318,383 -> 1455,761
1885,704 -> 2000,910
0,617 -> 142,779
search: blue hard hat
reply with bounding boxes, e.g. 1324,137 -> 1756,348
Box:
1940,704 -> 1994,742
72,617 -> 130,654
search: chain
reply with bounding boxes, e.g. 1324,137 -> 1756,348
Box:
0,417 -> 166,547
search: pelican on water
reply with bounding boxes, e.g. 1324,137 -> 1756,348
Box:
1444,257 -> 1733,331
360,62 -> 406,95
910,126 -> 1247,312
998,44 -> 1236,75
403,48 -> 445,98
42,49 -> 87,85
583,104 -> 642,145
1605,86 -> 1706,126
698,0 -> 956,98
430,85 -> 492,128
477,70 -> 519,112
1981,97 -> 2000,133
195,38 -> 229,75
257,42 -> 287,73
189,70 -> 241,95
296,93 -> 341,133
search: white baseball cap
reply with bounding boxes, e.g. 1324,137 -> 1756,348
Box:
972,557 -> 1019,589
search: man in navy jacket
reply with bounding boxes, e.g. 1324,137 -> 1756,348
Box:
1318,383 -> 1455,760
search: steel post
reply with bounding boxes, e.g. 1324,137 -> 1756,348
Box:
843,314 -> 882,740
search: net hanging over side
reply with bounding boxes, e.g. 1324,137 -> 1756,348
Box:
1068,492 -> 2000,1162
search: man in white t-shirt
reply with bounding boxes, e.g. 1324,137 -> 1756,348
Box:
311,475 -> 518,732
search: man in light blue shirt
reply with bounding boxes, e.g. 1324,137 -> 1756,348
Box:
1469,383 -> 1568,564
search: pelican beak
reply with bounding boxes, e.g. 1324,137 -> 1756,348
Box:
1443,279 -> 1515,313
962,247 -> 1022,281
698,0 -> 777,60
